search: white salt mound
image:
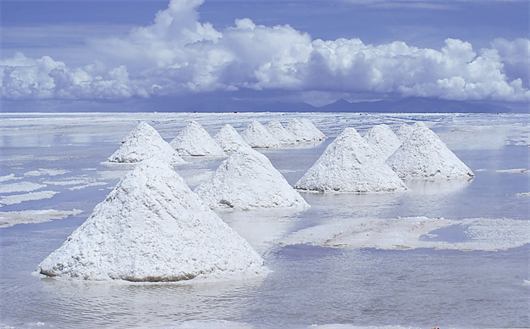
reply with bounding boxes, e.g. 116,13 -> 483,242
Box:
266,121 -> 297,145
214,124 -> 251,153
108,122 -> 184,164
363,124 -> 402,162
386,122 -> 475,179
287,118 -> 326,142
295,127 -> 407,193
395,123 -> 415,142
170,121 -> 226,157
37,159 -> 267,282
240,121 -> 282,148
195,148 -> 310,210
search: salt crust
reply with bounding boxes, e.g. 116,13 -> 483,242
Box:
0,209 -> 82,228
214,124 -> 251,153
286,118 -> 326,142
37,159 -> 267,282
279,217 -> 530,251
266,120 -> 297,145
108,122 -> 184,164
0,191 -> 59,207
0,182 -> 46,194
0,174 -> 21,183
386,122 -> 475,179
295,128 -> 408,193
170,121 -> 226,157
195,148 -> 310,210
363,124 -> 401,162
395,123 -> 415,142
240,121 -> 282,148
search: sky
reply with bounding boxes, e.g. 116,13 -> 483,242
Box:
1,0 -> 529,112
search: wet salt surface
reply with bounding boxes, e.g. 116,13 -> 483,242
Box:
0,112 -> 529,328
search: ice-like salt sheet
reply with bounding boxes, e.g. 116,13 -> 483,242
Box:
279,216 -> 530,251
495,168 -> 529,173
0,182 -> 46,194
170,320 -> 253,328
170,121 -> 226,157
0,174 -> 21,183
295,128 -> 407,193
195,148 -> 310,210
0,209 -> 82,228
0,191 -> 59,206
68,182 -> 108,191
386,122 -> 474,179
108,121 -> 184,164
266,120 -> 297,145
363,124 -> 401,162
241,121 -> 282,148
23,169 -> 68,177
37,159 -> 267,282
214,124 -> 251,153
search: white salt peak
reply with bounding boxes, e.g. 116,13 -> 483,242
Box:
364,124 -> 402,162
240,121 -> 282,148
37,159 -> 267,282
386,121 -> 475,179
108,122 -> 184,164
195,148 -> 310,210
395,123 -> 415,142
295,127 -> 407,193
214,124 -> 251,153
266,121 -> 297,145
286,118 -> 326,142
170,121 -> 226,157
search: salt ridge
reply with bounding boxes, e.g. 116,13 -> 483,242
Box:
195,148 -> 310,210
386,122 -> 475,179
37,159 -> 267,282
108,122 -> 184,164
295,127 -> 408,193
170,121 -> 226,157
240,121 -> 282,148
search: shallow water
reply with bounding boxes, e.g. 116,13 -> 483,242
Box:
0,112 -> 529,328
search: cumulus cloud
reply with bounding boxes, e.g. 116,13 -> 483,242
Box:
1,0 -> 529,103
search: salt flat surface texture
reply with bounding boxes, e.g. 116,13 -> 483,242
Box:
108,122 -> 184,164
37,159 -> 267,282
266,120 -> 297,145
363,124 -> 402,162
240,121 -> 282,148
395,123 -> 415,142
295,128 -> 408,193
214,124 -> 251,153
195,148 -> 310,210
170,121 -> 226,157
287,118 -> 326,142
386,122 -> 475,179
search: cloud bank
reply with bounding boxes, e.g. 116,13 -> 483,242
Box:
1,0 -> 529,104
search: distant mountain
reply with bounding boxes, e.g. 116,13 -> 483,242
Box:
320,97 -> 514,113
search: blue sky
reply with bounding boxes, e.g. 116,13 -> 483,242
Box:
1,0 -> 529,112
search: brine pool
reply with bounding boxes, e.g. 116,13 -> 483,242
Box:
0,112 -> 529,328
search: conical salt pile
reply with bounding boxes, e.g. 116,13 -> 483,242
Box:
37,159 -> 267,282
295,128 -> 407,193
386,122 -> 474,180
287,118 -> 326,142
240,121 -> 282,148
363,124 -> 402,162
266,120 -> 297,146
108,122 -> 185,164
170,121 -> 226,157
214,124 -> 251,153
395,123 -> 415,142
195,148 -> 310,210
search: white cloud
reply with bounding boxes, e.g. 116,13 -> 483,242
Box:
1,0 -> 529,103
